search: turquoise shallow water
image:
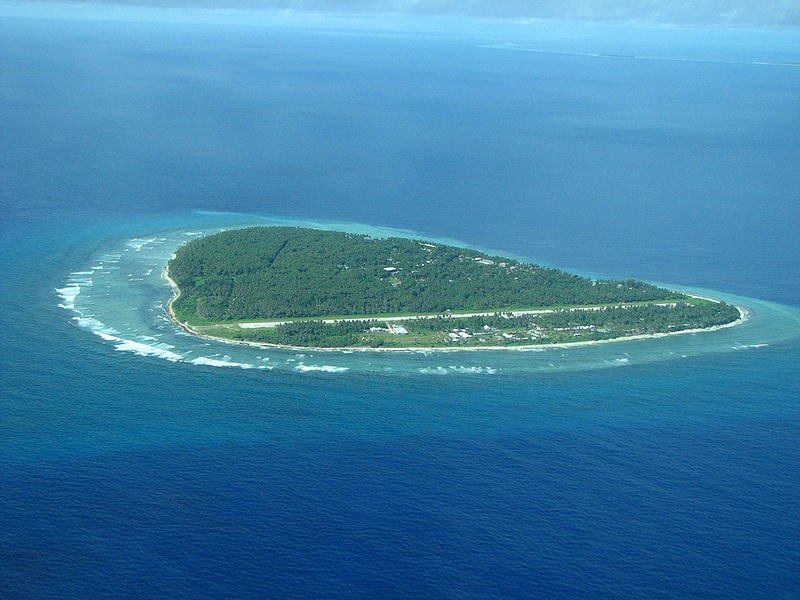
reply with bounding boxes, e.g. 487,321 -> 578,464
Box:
57,211 -> 800,376
2,15 -> 799,599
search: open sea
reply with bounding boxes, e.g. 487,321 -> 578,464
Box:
1,14 -> 799,599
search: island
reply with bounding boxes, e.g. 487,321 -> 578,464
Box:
166,227 -> 742,350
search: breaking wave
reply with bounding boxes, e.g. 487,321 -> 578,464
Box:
294,363 -> 350,373
419,366 -> 498,375
191,356 -> 269,369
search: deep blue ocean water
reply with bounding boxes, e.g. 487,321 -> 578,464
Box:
1,15 -> 799,599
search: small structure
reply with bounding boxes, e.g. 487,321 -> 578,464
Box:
383,266 -> 398,272
388,324 -> 408,335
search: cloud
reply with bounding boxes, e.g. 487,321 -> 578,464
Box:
11,0 -> 800,26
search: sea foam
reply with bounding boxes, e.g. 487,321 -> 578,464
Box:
419,366 -> 497,375
75,316 -> 182,361
56,284 -> 81,310
191,356 -> 255,369
126,238 -> 157,252
114,339 -> 183,361
294,363 -> 349,373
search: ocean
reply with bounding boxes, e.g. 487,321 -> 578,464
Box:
1,14 -> 799,599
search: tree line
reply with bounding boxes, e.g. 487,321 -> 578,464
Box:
169,226 -> 690,323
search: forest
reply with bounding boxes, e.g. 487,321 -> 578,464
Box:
169,227 -> 690,322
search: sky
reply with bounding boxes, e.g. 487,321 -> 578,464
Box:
8,0 -> 800,27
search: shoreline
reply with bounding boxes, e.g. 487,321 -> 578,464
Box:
164,269 -> 749,354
